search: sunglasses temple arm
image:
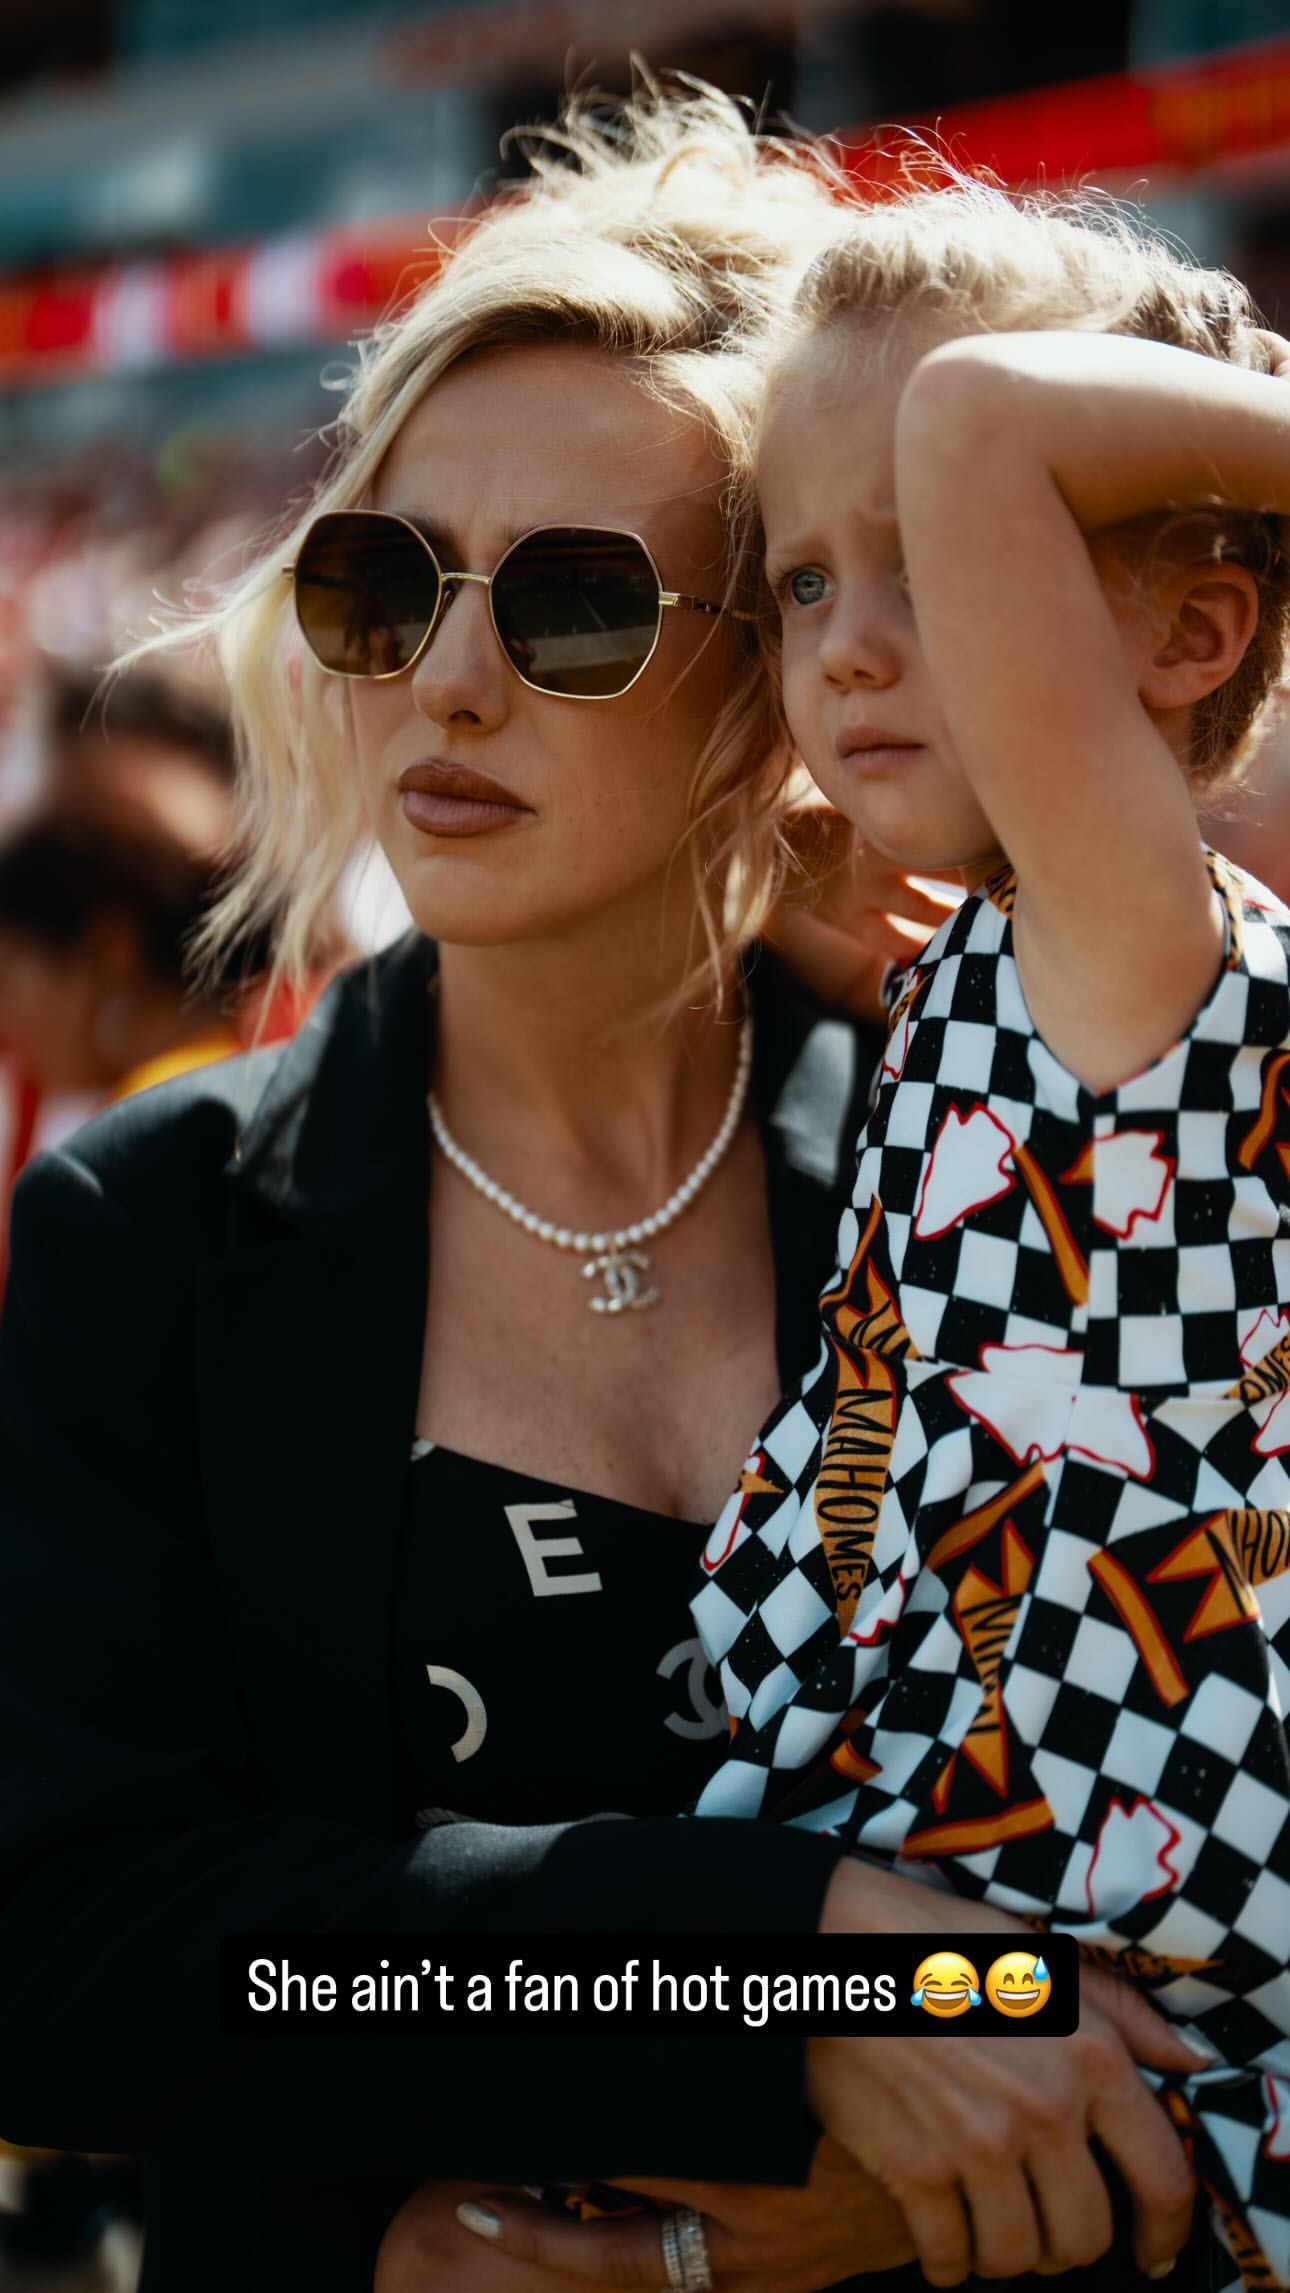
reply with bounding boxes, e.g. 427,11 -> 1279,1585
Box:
662,592 -> 760,623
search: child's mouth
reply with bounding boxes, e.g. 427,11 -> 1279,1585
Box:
837,736 -> 924,773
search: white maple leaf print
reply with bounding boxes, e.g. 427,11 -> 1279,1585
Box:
951,1345 -> 1154,1478
1265,2076 -> 1290,2162
915,1105 -> 1017,1239
1254,1389 -> 1290,1457
1240,1308 -> 1290,1370
1086,1131 -> 1174,1239
1084,1796 -> 1181,1921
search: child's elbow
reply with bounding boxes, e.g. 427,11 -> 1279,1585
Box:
896,345 -> 1020,515
899,340 -> 1008,450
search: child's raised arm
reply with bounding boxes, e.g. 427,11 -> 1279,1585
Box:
896,331 -> 1290,1092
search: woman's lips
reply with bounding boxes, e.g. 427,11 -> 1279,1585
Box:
400,789 -> 528,836
397,761 -> 530,839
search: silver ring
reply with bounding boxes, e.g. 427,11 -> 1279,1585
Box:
676,2206 -> 715,2291
660,2211 -> 687,2291
660,2206 -> 714,2293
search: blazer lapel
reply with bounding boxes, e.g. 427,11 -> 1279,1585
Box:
195,935 -> 435,1833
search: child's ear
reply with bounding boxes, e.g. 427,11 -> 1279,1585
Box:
1141,566 -> 1260,710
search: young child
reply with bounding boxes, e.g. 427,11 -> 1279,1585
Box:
693,186 -> 1290,2292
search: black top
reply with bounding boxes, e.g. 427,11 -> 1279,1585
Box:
397,1444 -> 723,1829
0,932 -> 881,2292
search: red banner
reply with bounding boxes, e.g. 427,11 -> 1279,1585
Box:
844,34 -> 1290,188
1,38 -> 1287,389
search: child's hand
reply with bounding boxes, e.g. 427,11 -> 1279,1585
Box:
768,798 -> 960,1016
1251,328 -> 1290,379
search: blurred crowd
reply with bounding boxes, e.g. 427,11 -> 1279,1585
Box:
0,431 -> 314,784
0,446 -> 360,2288
0,434 -> 418,1324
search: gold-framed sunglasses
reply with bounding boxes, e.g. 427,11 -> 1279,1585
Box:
286,510 -> 756,701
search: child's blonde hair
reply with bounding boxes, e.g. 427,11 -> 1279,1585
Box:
152,79 -> 851,1004
780,171 -> 1288,791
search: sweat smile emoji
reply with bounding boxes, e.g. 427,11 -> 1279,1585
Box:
912,1951 -> 981,2018
985,1949 -> 1053,2018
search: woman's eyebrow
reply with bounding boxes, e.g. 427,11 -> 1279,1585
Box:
382,511 -> 461,558
378,512 -> 551,563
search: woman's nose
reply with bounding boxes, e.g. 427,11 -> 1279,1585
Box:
408,581 -> 509,726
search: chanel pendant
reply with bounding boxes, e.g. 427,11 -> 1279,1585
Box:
583,1246 -> 660,1314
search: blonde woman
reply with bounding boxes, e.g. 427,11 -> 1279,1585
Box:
0,87 -> 1199,2293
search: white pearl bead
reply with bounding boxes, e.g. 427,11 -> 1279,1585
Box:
425,1012 -> 753,1281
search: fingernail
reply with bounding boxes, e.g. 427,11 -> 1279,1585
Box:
1146,2262 -> 1176,2279
457,2203 -> 503,2241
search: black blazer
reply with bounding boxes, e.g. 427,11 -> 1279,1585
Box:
0,933 -> 879,2290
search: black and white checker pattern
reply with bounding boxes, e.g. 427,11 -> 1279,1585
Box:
693,855 -> 1290,2291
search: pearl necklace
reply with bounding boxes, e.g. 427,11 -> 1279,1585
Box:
427,1014 -> 754,1314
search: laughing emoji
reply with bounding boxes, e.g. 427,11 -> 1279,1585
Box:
985,1949 -> 1052,2019
911,1951 -> 981,2018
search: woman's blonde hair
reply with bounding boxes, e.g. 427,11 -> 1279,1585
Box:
154,78 -> 850,1004
779,169 -> 1288,791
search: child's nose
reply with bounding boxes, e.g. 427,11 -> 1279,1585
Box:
819,593 -> 901,688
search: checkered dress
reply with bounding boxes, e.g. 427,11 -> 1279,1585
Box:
694,852 -> 1290,2291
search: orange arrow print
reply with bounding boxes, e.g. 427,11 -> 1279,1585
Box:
1159,2094 -> 1270,2283
1237,1047 -> 1290,1184
813,1199 -> 920,1633
1231,1328 -> 1290,1411
1150,1510 -> 1290,1641
1079,1941 -> 1221,1983
947,1522 -> 1036,1796
1090,1507 -> 1290,1708
813,1344 -> 898,1636
735,1457 -> 786,1505
904,1519 -> 1058,1859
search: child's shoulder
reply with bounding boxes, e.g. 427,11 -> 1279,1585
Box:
1205,847 -> 1290,984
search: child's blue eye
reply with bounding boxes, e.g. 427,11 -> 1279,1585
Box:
785,568 -> 829,608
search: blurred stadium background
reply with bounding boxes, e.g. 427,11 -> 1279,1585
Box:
3,0 -> 1288,763
0,1 -> 1288,2281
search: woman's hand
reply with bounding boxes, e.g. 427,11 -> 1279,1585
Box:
374,2180 -> 638,2293
446,2138 -> 913,2291
768,797 -> 960,1015
808,1857 -> 1201,2287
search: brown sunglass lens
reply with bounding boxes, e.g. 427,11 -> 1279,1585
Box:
294,514 -> 440,677
491,529 -> 661,697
